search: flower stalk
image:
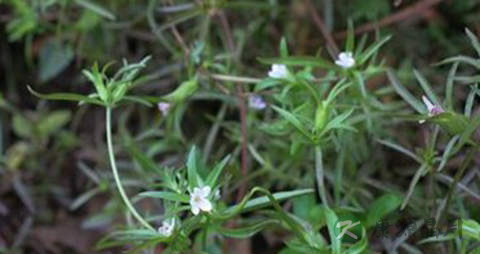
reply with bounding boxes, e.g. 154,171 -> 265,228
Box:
106,107 -> 154,231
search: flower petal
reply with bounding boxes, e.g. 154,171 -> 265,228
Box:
422,96 -> 434,112
191,206 -> 200,215
199,186 -> 211,197
198,198 -> 212,212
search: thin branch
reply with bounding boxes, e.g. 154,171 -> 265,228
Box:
305,0 -> 339,59
166,0 -> 191,55
217,11 -> 249,203
334,0 -> 444,39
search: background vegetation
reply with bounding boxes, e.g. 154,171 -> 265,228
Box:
0,0 -> 479,253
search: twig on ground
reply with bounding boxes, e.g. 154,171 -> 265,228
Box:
217,11 -> 249,203
305,0 -> 339,59
334,0 -> 444,39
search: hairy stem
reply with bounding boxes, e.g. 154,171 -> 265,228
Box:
106,107 -> 154,231
315,146 -> 329,208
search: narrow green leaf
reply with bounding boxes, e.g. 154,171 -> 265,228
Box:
453,114 -> 480,153
75,0 -> 116,20
401,164 -> 427,210
354,71 -> 367,98
376,139 -> 422,164
272,105 -> 312,141
186,146 -> 201,188
258,56 -> 335,68
358,35 -> 391,65
280,37 -> 289,57
27,86 -> 104,106
225,189 -> 314,214
414,69 -> 441,106
138,191 -> 189,203
445,62 -> 459,110
387,69 -> 425,113
465,28 -> 480,58
324,109 -> 355,133
155,9 -> 202,33
216,219 -> 278,238
355,34 -> 368,56
70,188 -> 100,210
464,84 -> 477,117
205,155 -> 231,187
453,75 -> 480,84
436,135 -> 459,172
96,229 -> 162,249
122,96 -> 153,107
436,56 -> 480,69
346,19 -> 354,52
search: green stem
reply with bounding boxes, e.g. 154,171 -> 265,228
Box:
315,146 -> 329,209
439,146 -> 477,225
202,216 -> 209,250
106,107 -> 154,231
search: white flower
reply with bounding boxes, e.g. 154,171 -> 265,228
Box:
419,95 -> 444,123
248,95 -> 267,110
190,186 -> 212,215
157,102 -> 170,116
268,64 -> 288,79
158,218 -> 175,237
335,52 -> 355,69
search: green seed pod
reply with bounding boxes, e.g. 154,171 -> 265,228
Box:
111,82 -> 129,104
163,79 -> 198,103
429,112 -> 469,135
314,101 -> 329,132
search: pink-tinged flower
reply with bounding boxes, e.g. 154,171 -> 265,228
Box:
419,95 -> 444,123
158,218 -> 175,237
189,186 -> 212,215
335,52 -> 355,69
268,64 -> 288,79
248,95 -> 267,110
157,102 -> 170,116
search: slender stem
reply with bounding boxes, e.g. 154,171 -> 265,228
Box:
315,146 -> 329,209
202,216 -> 209,250
439,146 -> 477,226
202,103 -> 227,163
106,107 -> 154,231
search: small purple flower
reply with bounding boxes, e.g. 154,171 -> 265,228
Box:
248,95 -> 267,110
157,102 -> 171,116
419,95 -> 444,123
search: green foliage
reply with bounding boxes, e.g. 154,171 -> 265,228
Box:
2,1 -> 480,253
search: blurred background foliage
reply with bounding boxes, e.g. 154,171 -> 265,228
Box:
1,0 -> 480,253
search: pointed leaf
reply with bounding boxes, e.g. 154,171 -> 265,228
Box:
205,155 -> 231,186
138,191 -> 189,203
258,56 -> 335,68
28,86 -> 104,106
272,105 -> 312,141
